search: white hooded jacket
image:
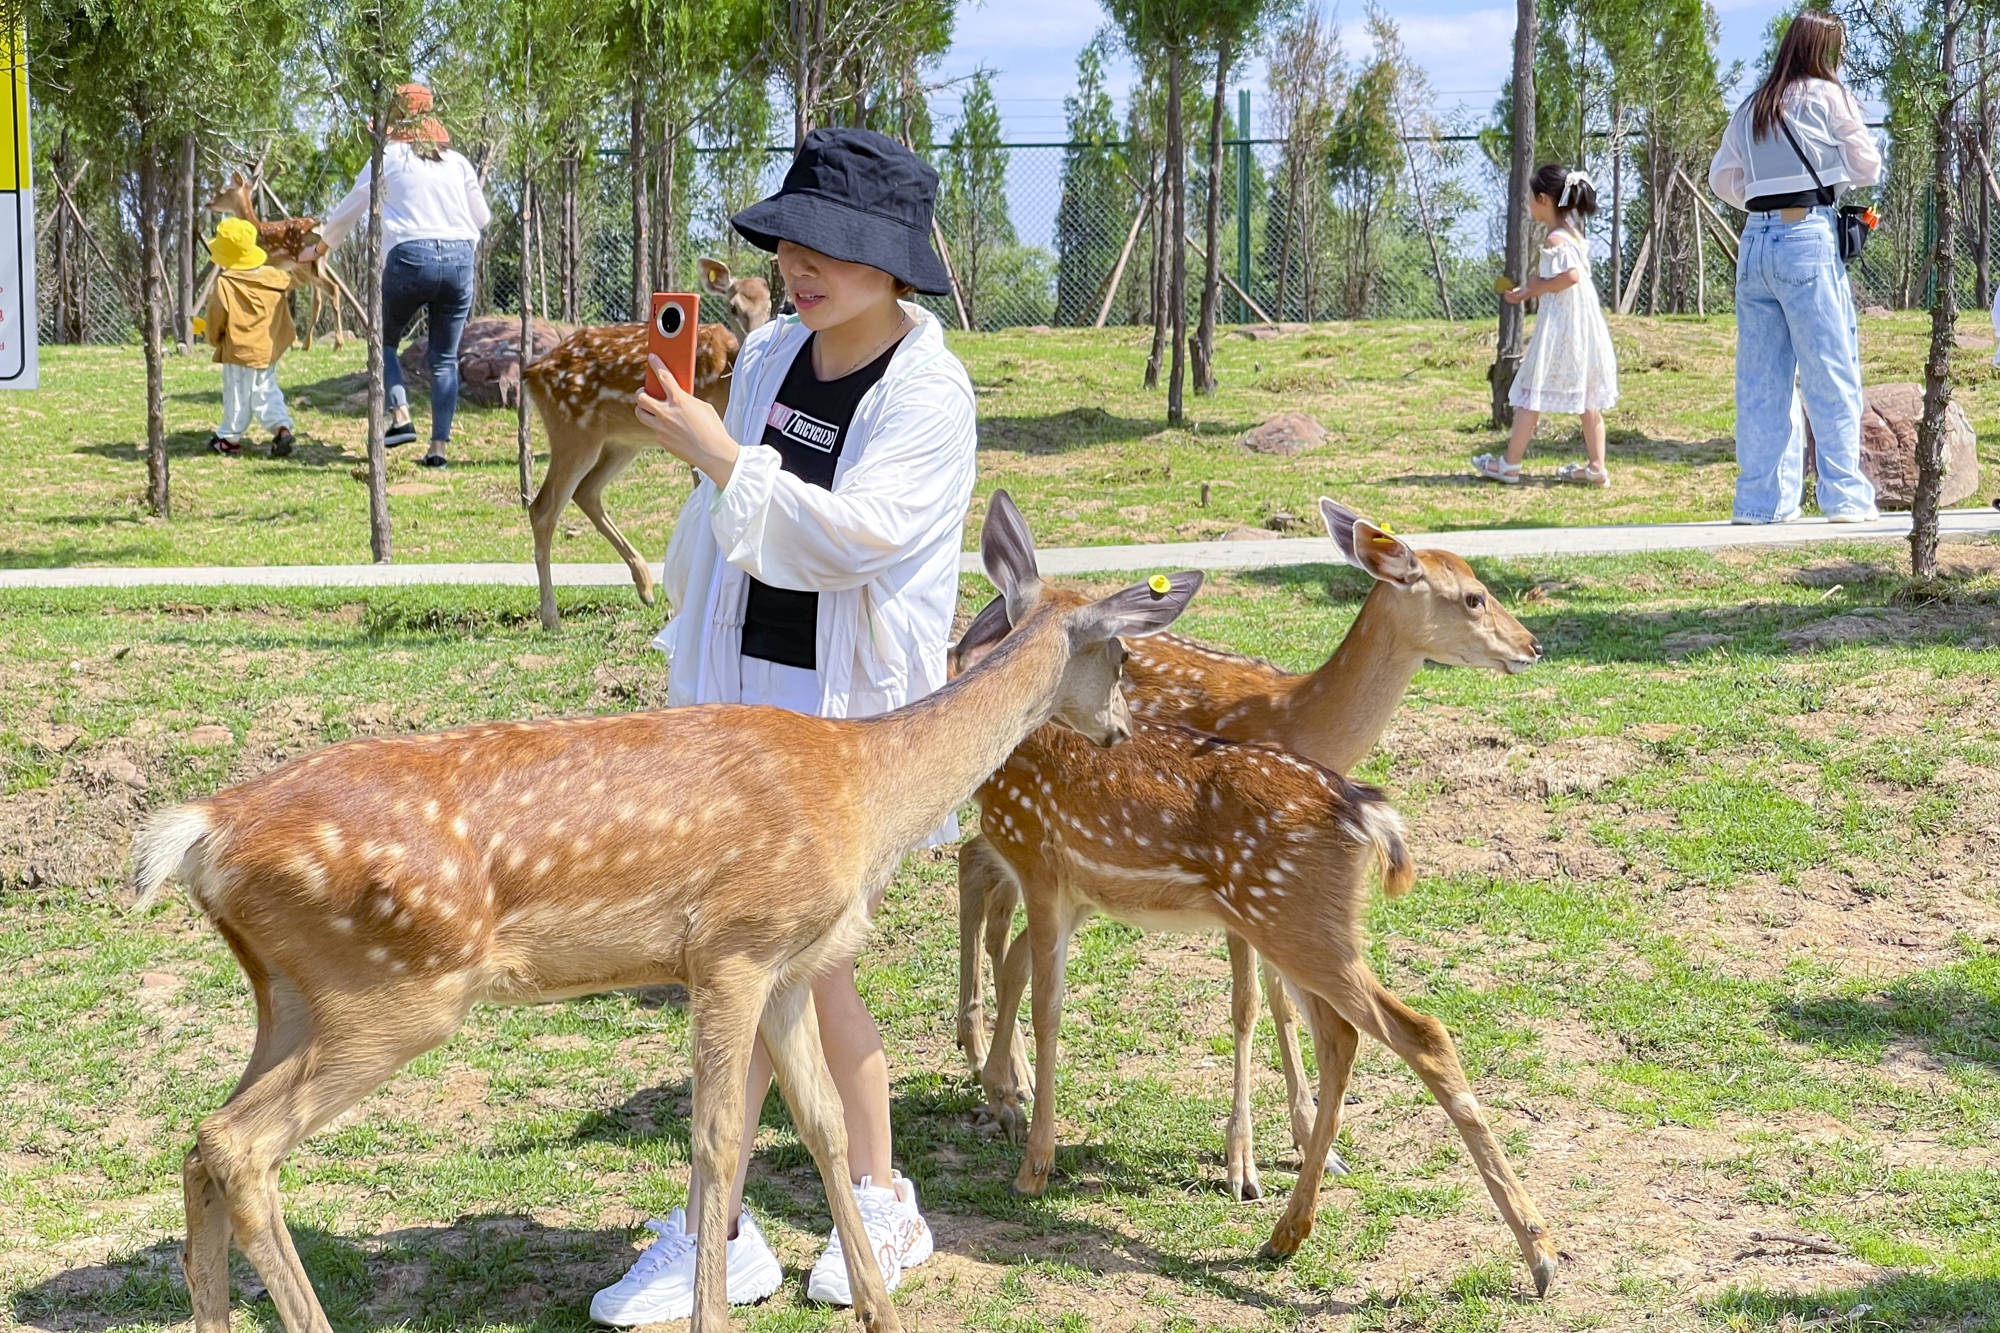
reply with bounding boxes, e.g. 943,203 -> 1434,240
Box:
651,302 -> 978,724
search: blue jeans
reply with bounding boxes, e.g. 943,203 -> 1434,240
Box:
1733,208 -> 1875,521
381,239 -> 476,444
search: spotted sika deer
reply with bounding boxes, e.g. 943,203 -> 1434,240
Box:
524,257 -> 773,630
958,500 -> 1543,1198
129,491 -> 1199,1333
204,171 -> 347,352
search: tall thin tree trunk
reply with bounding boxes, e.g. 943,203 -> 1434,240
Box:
53,130 -> 73,344
1492,0 -> 1537,425
1166,45 -> 1187,425
1146,153 -> 1166,388
630,82 -> 650,320
1610,97 -> 1624,305
660,120 -> 679,291
1978,17 -> 1992,309
519,27 -> 536,511
560,144 -> 578,322
138,139 -> 169,516
1193,41 -> 1231,394
1912,1 -> 1960,578
176,132 -> 196,351
365,102 -> 392,563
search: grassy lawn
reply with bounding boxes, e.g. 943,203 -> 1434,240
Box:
1,313 -> 1994,570
3,537 -> 1998,1331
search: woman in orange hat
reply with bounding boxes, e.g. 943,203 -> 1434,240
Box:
305,83 -> 490,467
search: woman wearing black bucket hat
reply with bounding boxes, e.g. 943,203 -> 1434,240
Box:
588,129 -> 973,1326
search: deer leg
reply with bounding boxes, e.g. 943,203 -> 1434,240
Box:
956,836 -> 996,1072
1226,934 -> 1264,1202
1013,911 -> 1072,1197
977,924 -> 1032,1142
1263,960 -> 1316,1155
1263,992 -> 1359,1259
760,982 -> 902,1333
196,993 -> 461,1333
981,857 -> 1030,1093
526,429 -> 604,631
570,447 -> 655,607
687,969 -> 767,1333
1328,969 -> 1557,1296
302,272 -> 319,353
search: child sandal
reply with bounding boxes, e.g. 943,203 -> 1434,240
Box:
207,435 -> 242,456
1470,452 -> 1522,484
1554,461 -> 1609,488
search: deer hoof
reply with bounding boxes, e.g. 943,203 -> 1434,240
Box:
1260,1218 -> 1308,1259
1530,1250 -> 1558,1298
1230,1172 -> 1263,1203
1010,1160 -> 1050,1197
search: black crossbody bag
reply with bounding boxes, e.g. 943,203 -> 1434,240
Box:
1776,115 -> 1875,264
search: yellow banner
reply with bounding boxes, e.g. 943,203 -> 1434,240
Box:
1,21 -> 24,192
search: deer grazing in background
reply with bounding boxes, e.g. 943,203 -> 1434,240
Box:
524,257 -> 773,631
957,500 -> 1545,1213
204,171 -> 347,352
129,491 -> 1200,1333
946,521 -> 1556,1296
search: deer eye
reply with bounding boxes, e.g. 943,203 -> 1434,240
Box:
1465,593 -> 1486,609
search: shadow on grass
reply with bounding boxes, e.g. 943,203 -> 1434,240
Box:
72,435 -> 357,470
0,540 -> 158,568
977,406 -> 1176,454
1773,953 -> 2000,1073
1237,562 -> 2000,665
1705,1271 -> 2000,1329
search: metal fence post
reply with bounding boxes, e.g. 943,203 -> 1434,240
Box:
1236,89 -> 1251,324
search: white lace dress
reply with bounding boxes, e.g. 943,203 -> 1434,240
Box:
1510,230 -> 1619,414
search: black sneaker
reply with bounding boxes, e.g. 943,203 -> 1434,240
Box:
385,421 -> 419,448
207,435 -> 242,455
270,427 -> 295,458
419,448 -> 448,469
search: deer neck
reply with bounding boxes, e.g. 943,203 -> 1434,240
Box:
1283,586 -> 1426,774
863,611 -> 1071,857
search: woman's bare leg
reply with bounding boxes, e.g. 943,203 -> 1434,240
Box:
1504,407 -> 1539,466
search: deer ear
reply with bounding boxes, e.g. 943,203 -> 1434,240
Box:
1348,520 -> 1425,587
1072,570 -> 1203,644
697,257 -> 733,296
980,490 -> 1043,620
951,595 -> 1013,676
1318,497 -> 1363,561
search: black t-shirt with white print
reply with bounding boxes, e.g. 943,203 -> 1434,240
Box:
740,331 -> 906,670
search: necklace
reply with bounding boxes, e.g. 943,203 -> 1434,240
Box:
815,313 -> 911,381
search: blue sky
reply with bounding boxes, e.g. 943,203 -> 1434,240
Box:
933,0 -> 1803,139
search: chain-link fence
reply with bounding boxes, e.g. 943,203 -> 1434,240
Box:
36,121 -> 1988,344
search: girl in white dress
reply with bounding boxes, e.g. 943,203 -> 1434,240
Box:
1473,164 -> 1620,487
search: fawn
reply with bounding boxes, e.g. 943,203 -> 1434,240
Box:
204,171 -> 347,352
523,258 -> 772,630
131,490 -> 1200,1333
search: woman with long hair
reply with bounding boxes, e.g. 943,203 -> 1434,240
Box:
1709,10 -> 1882,523
305,84 -> 490,468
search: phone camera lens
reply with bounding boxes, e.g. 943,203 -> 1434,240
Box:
656,303 -> 684,338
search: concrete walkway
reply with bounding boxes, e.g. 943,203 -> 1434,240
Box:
2,509 -> 1997,589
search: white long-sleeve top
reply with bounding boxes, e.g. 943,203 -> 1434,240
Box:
652,302 -> 979,728
1708,78 -> 1882,210
318,142 -> 491,261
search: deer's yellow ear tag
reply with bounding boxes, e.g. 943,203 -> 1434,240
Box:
1148,574 -> 1172,596
1377,520 -> 1396,536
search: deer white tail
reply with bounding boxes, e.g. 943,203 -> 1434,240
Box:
130,804 -> 215,914
1342,784 -> 1415,899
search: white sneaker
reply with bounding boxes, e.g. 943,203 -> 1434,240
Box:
588,1206 -> 783,1325
805,1173 -> 934,1306
1826,508 -> 1882,524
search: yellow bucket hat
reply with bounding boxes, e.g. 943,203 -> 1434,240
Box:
208,217 -> 268,271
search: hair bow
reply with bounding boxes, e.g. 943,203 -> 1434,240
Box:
1558,169 -> 1592,208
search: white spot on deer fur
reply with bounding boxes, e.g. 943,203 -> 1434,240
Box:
423,799 -> 439,823
317,826 -> 345,857
366,946 -> 389,963
389,958 -> 408,974
533,855 -> 554,877
451,815 -> 469,840
506,848 -> 526,871
331,916 -> 353,932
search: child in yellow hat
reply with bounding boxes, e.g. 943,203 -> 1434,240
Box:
197,217 -> 298,456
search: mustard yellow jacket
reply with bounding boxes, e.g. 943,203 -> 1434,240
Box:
205,266 -> 297,369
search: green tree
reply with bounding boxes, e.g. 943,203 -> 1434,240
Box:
1055,36 -> 1126,326
31,0 -> 298,517
1325,10 -> 1404,317
939,71 -> 1013,329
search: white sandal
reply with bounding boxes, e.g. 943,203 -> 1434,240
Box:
1554,461 -> 1609,488
1470,452 -> 1523,484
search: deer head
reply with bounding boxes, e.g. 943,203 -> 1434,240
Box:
698,257 -> 774,339
203,170 -> 257,222
956,492 -> 1203,747
1318,498 -> 1541,674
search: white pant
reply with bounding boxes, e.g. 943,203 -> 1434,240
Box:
218,362 -> 292,440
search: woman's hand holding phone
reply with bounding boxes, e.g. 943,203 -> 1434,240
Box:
636,354 -> 739,488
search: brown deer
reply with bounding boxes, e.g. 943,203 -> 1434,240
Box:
523,258 -> 773,631
129,490 -> 1201,1333
204,171 -> 347,352
959,501 -> 1543,1198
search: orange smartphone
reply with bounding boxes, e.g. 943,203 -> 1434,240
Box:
646,292 -> 700,398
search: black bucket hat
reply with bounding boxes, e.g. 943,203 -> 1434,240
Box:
731,128 -> 954,296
